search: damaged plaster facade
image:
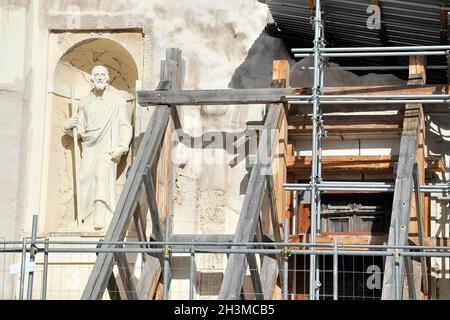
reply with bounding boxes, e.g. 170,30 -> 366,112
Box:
0,0 -> 449,299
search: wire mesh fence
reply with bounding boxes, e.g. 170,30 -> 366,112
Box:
0,238 -> 449,300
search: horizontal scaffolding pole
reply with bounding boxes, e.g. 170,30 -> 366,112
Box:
294,51 -> 449,58
285,94 -> 450,100
284,182 -> 450,193
1,246 -> 449,258
295,66 -> 448,71
289,99 -> 450,105
2,239 -> 449,251
292,45 -> 450,53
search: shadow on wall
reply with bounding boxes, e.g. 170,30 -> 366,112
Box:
426,114 -> 450,163
289,57 -> 405,87
228,24 -> 295,89
229,24 -> 405,89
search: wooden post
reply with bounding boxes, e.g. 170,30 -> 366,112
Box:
218,104 -> 282,299
260,60 -> 290,300
218,60 -> 288,300
381,56 -> 426,300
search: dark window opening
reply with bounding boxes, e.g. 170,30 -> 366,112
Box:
320,193 -> 393,233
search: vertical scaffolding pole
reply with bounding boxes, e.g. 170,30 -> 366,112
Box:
19,237 -> 27,300
333,240 -> 338,300
283,218 -> 289,300
163,215 -> 171,300
41,238 -> 49,300
309,0 -> 323,300
189,239 -> 195,300
27,214 -> 38,300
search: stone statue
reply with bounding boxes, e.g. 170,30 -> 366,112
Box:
64,66 -> 133,230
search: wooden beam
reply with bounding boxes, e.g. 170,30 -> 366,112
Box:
139,88 -> 295,106
132,206 -> 149,266
288,114 -> 404,134
171,234 -> 234,242
138,85 -> 449,106
412,164 -> 429,296
382,55 -> 426,300
404,257 -> 418,300
259,60 -> 289,301
286,155 -> 444,174
260,255 -> 279,300
95,241 -> 121,300
115,249 -> 138,300
218,105 -> 282,299
136,256 -> 161,300
143,171 -> 164,241
246,254 -> 264,300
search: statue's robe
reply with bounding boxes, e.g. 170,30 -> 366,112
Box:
66,88 -> 132,221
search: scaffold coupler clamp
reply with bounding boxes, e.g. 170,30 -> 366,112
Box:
282,246 -> 292,258
315,280 -> 322,289
29,243 -> 38,257
393,249 -> 401,258
164,244 -> 172,257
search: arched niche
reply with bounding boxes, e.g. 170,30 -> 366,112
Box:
43,38 -> 139,234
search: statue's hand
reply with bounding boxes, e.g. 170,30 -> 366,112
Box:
110,145 -> 129,162
64,117 -> 78,131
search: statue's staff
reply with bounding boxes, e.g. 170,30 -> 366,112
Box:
70,81 -> 81,225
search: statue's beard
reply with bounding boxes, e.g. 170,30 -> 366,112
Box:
94,82 -> 107,91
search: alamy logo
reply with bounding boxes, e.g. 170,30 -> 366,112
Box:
367,5 -> 381,30
366,265 -> 382,290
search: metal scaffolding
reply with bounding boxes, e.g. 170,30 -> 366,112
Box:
283,0 -> 450,300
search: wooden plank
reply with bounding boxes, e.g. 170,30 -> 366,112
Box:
151,49 -> 184,300
142,171 -> 164,241
139,88 -> 295,106
218,105 -> 282,300
404,257 -> 418,299
259,61 -> 289,301
409,103 -> 426,236
286,144 -> 294,224
288,114 -> 403,134
246,254 -> 264,300
412,164 -> 429,297
382,56 -> 426,300
286,155 -> 444,174
132,206 -> 148,263
171,234 -> 234,242
138,85 -> 449,106
260,255 -> 279,299
157,49 -> 185,231
266,174 -> 285,289
272,60 -> 289,239
115,249 -> 138,300
136,256 -> 161,300
272,60 -> 290,88
81,105 -> 171,300
95,241 -> 121,300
